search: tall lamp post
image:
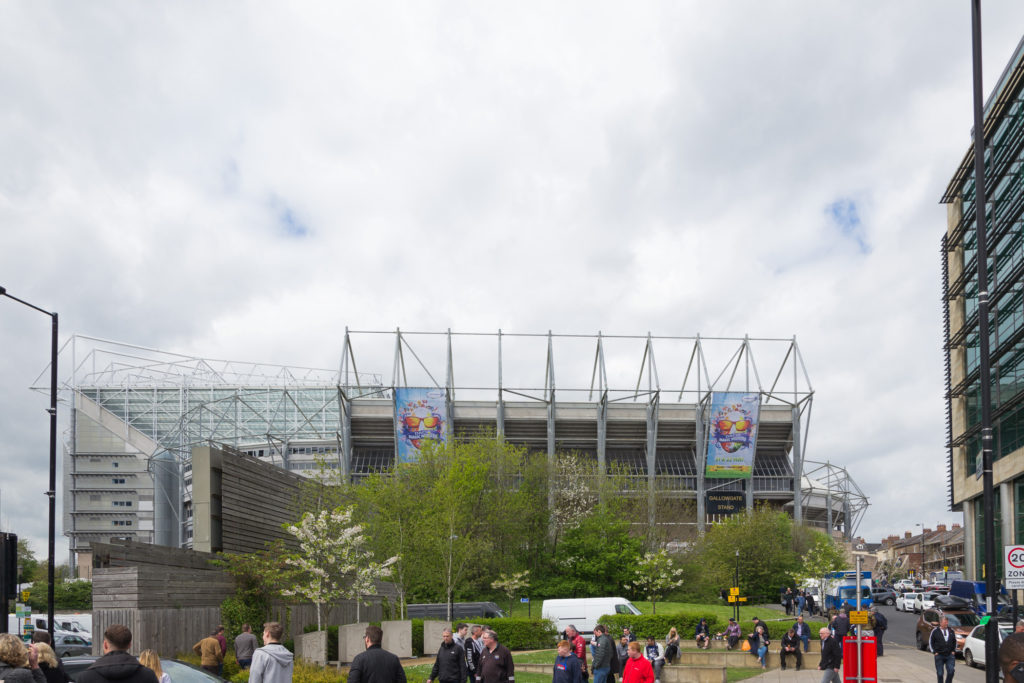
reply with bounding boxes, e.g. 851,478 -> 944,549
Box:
0,286 -> 58,643
967,3 -> 998,681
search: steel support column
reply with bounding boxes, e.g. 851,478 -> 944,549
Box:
696,400 -> 706,534
792,405 -> 803,526
646,392 -> 659,530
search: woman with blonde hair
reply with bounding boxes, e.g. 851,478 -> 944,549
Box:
0,633 -> 44,683
139,650 -> 170,683
33,642 -> 67,683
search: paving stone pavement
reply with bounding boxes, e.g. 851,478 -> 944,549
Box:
741,642 -> 989,683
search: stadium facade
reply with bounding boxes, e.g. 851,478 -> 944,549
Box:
942,36 -> 1024,580
51,331 -> 868,570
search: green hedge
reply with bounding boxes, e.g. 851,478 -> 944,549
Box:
474,618 -> 559,650
229,659 -> 346,683
598,613 -> 828,642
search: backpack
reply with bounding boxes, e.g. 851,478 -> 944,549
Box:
874,611 -> 887,629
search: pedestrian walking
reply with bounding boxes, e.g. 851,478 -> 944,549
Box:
870,607 -> 887,657
817,628 -> 842,683
620,643 -> 652,683
929,616 -> 957,683
249,622 -> 294,683
0,634 -> 45,683
552,640 -> 582,683
565,626 -> 588,682
589,626 -> 613,683
235,624 -> 260,670
427,629 -> 467,683
476,630 -> 513,683
76,625 -> 158,683
192,631 -> 223,676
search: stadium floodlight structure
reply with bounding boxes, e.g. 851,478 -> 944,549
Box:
49,330 -> 868,565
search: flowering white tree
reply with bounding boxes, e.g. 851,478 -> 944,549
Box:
491,570 -> 530,616
283,506 -> 397,630
550,454 -> 599,535
627,549 -> 685,615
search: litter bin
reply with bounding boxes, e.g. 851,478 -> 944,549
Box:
843,636 -> 876,682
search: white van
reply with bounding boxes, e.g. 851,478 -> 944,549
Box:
541,597 -> 642,635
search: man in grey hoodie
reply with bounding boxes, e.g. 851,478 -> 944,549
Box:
249,622 -> 294,683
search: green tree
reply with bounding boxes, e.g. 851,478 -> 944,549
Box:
626,549 -> 685,614
17,540 -> 39,585
216,539 -> 295,635
26,579 -> 91,611
491,570 -> 530,616
792,532 -> 846,601
696,507 -> 802,601
282,506 -> 396,630
535,508 -> 644,597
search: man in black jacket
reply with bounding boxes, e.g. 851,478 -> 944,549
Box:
349,625 -> 407,683
817,627 -> 842,683
780,627 -> 802,671
929,617 -> 957,683
428,629 -> 467,683
869,607 -> 887,657
76,625 -> 158,683
476,630 -> 514,683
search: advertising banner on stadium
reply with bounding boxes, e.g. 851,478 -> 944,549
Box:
394,387 -> 448,463
705,391 -> 760,478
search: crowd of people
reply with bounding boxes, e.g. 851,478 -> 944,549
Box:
0,622 -> 297,683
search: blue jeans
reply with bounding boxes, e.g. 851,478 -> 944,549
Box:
593,666 -> 611,683
934,653 -> 954,683
757,645 -> 767,666
800,634 -> 810,652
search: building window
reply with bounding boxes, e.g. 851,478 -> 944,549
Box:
112,462 -> 119,468
112,478 -> 126,484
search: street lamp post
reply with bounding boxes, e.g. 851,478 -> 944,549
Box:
0,286 -> 58,643
967,3 -> 999,681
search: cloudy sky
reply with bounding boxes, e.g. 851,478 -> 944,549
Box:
3,2 -> 1024,562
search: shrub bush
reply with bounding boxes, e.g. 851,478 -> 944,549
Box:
222,597 -> 268,642
229,659 -> 346,683
411,619 -> 424,657
598,613 -> 828,642
474,618 -> 558,650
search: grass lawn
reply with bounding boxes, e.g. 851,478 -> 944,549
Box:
403,663 -> 553,683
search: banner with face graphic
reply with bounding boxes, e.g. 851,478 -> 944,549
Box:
395,387 -> 449,463
704,391 -> 760,478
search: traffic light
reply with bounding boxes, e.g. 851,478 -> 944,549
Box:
1,533 -> 16,594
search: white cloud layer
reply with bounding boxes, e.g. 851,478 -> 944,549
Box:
3,1 -> 1023,558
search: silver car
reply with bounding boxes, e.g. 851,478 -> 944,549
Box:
54,634 -> 92,658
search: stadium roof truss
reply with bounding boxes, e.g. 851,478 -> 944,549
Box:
40,331 -> 868,542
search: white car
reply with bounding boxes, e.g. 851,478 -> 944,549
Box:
896,592 -> 919,612
914,591 -> 940,613
894,579 -> 916,592
963,622 -> 1012,668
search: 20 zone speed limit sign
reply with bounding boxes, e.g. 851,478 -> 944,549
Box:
1006,545 -> 1024,589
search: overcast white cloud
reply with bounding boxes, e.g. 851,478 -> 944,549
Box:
2,1 -> 1023,559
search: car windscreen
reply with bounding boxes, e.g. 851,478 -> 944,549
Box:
945,613 -> 981,628
162,660 -> 224,683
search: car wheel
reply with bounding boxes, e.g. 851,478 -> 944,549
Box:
916,631 -> 926,651
886,598 -> 895,606
964,649 -> 975,668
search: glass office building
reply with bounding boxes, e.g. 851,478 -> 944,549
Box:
942,36 -> 1024,580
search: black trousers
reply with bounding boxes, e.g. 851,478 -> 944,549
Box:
780,648 -> 802,670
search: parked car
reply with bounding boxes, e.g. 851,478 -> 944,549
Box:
871,588 -> 897,606
962,621 -> 1013,668
894,579 -> 915,592
897,592 -> 920,612
406,601 -> 507,620
914,591 -> 941,613
62,657 -> 225,683
916,607 -> 981,654
53,634 -> 92,658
